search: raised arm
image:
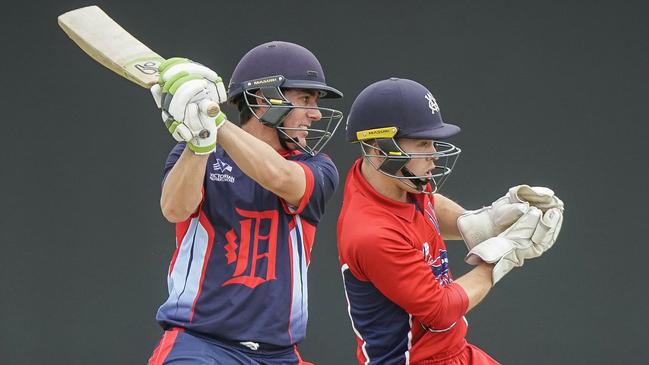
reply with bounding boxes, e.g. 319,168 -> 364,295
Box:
160,147 -> 208,223
217,121 -> 307,207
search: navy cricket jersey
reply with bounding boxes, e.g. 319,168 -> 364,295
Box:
155,143 -> 338,347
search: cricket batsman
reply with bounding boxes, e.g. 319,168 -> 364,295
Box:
147,41 -> 343,365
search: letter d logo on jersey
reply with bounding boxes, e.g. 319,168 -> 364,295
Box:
222,208 -> 280,288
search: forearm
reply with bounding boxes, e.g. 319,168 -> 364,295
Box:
454,263 -> 494,312
434,194 -> 465,240
160,147 -> 209,222
217,121 -> 305,204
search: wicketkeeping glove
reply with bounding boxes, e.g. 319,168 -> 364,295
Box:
457,184 -> 565,250
151,58 -> 228,155
457,197 -> 530,250
465,206 -> 564,284
514,184 -> 564,212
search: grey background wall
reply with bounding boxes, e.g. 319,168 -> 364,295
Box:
1,1 -> 647,364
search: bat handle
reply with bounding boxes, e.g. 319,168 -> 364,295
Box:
199,100 -> 221,117
196,100 -> 223,140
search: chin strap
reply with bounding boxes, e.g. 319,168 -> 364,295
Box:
254,85 -> 309,152
400,167 -> 431,193
278,131 -> 295,150
372,138 -> 431,193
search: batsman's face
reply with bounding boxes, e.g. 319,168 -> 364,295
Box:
281,89 -> 322,148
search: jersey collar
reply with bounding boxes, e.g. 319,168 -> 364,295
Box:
350,158 -> 417,222
277,148 -> 303,158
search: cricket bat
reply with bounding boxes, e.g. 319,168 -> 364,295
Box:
58,5 -> 220,116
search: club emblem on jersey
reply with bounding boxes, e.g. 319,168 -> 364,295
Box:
223,208 -> 279,288
210,159 -> 235,183
213,159 -> 233,173
425,92 -> 440,115
422,244 -> 451,286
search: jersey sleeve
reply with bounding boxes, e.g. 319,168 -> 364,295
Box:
349,228 -> 469,330
282,153 -> 339,224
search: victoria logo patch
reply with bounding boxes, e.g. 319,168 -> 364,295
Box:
210,159 -> 235,183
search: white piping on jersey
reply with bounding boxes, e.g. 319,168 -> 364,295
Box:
341,264 -> 370,365
420,320 -> 457,333
420,314 -> 467,333
161,216 -> 210,321
295,216 -> 309,318
288,215 -> 309,340
405,315 -> 412,365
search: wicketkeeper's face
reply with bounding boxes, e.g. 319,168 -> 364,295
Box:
397,138 -> 439,178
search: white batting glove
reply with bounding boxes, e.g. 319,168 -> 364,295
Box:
466,206 -> 564,284
151,58 -> 227,155
457,184 -> 565,250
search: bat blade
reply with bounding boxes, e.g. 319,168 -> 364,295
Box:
58,5 -> 221,118
58,5 -> 163,88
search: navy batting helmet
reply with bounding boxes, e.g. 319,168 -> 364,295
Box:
228,41 -> 343,100
226,41 -> 343,156
346,78 -> 461,193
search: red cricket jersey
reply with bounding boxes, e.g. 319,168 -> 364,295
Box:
337,158 -> 469,364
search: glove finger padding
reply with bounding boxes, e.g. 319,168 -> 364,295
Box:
491,199 -> 528,227
173,123 -> 194,142
205,82 -> 228,107
161,110 -> 191,142
151,84 -> 163,108
160,60 -> 219,83
214,79 -> 227,103
158,58 -> 228,103
510,185 -> 564,212
458,201 -> 530,250
465,206 -> 543,265
152,58 -> 228,150
531,207 -> 563,253
168,78 -> 212,120
466,205 -> 564,284
493,208 -> 563,284
184,103 -> 203,135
